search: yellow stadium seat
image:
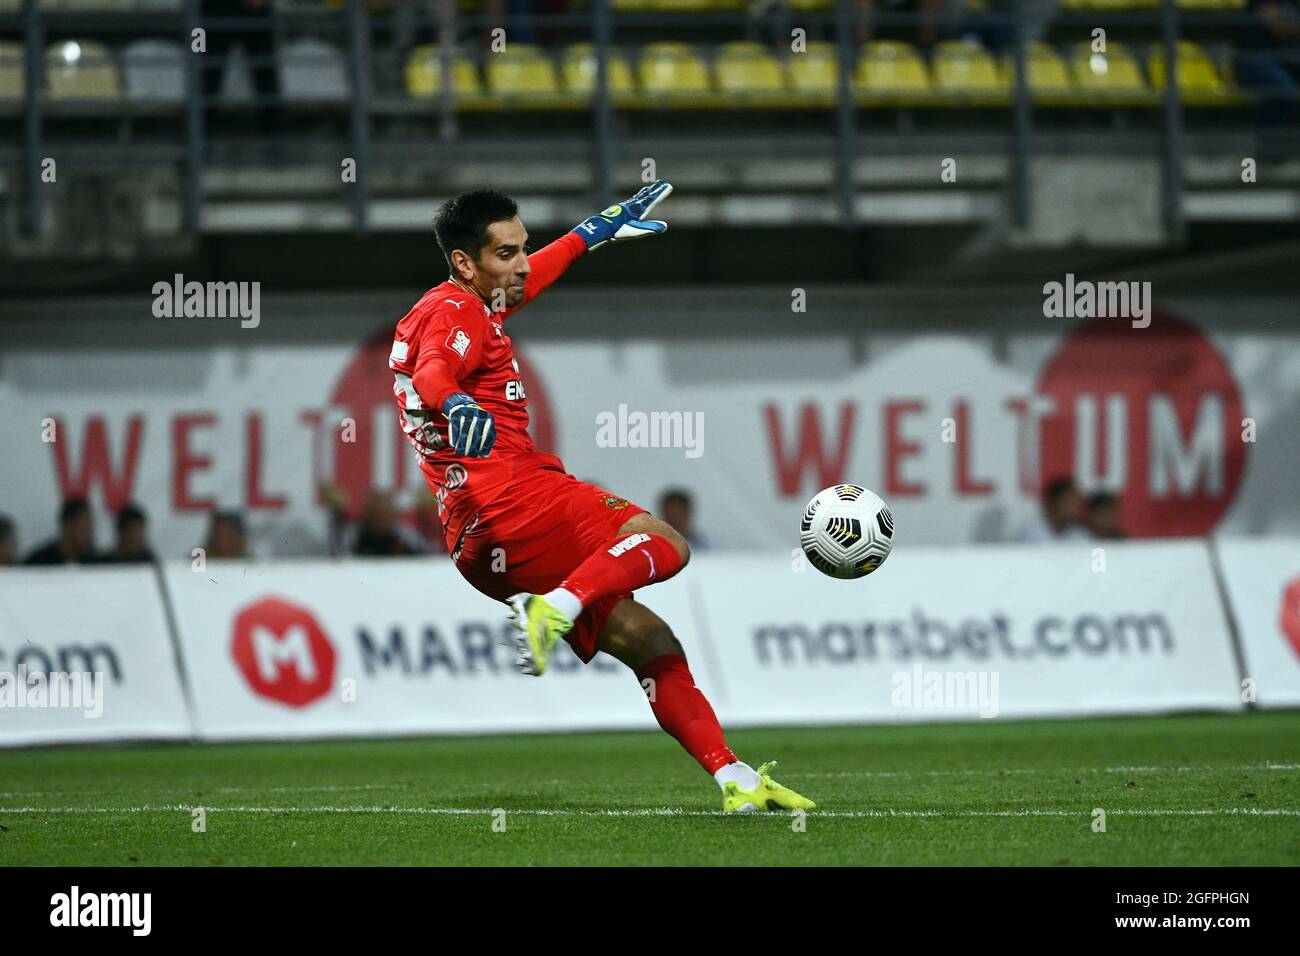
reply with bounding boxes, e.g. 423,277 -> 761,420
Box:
639,43 -> 711,97
405,45 -> 482,98
788,41 -> 839,96
46,40 -> 120,100
484,46 -> 560,97
1068,41 -> 1152,104
932,39 -> 1007,101
643,0 -> 746,9
855,41 -> 932,103
561,43 -> 636,96
1147,40 -> 1231,104
714,41 -> 786,96
0,41 -> 22,101
1001,42 -> 1073,101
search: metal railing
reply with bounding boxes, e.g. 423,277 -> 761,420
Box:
3,0 -> 1293,241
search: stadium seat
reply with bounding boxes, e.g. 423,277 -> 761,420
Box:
787,41 -> 839,98
561,44 -> 637,98
855,41 -> 932,104
1000,42 -> 1073,102
641,0 -> 747,9
405,45 -> 483,99
1068,41 -> 1153,105
714,41 -> 787,98
39,0 -> 135,9
932,39 -> 1007,102
484,45 -> 560,97
280,38 -> 349,103
638,43 -> 712,101
46,40 -> 120,100
0,41 -> 22,102
122,40 -> 185,105
1147,41 -> 1232,105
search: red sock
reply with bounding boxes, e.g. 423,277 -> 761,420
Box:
558,532 -> 684,608
635,654 -> 736,774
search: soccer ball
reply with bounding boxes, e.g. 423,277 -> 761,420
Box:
799,484 -> 895,579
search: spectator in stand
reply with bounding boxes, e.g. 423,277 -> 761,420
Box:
659,488 -> 714,550
101,503 -> 157,564
201,0 -> 283,136
23,498 -> 100,565
347,491 -> 434,556
1020,476 -> 1089,543
1236,0 -> 1300,130
321,484 -> 438,557
0,515 -> 16,566
204,509 -> 249,559
1085,492 -> 1126,541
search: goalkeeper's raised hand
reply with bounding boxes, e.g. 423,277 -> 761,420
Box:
571,180 -> 673,252
442,391 -> 496,458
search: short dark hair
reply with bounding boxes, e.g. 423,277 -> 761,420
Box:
660,488 -> 693,512
433,189 -> 519,272
60,497 -> 91,524
1088,491 -> 1118,511
1042,477 -> 1076,505
116,502 -> 147,533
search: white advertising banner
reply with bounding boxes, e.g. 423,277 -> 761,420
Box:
1214,537 -> 1300,708
685,542 -> 1243,726
162,558 -> 702,740
0,307 -> 1290,560
0,567 -> 192,746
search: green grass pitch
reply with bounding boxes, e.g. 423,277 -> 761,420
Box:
1,711 -> 1297,866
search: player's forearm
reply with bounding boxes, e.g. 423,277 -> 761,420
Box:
520,231 -> 587,303
412,354 -> 464,411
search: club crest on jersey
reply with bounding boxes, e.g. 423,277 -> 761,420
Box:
446,327 -> 471,358
600,493 -> 631,510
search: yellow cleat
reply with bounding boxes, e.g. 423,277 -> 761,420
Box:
506,593 -> 572,677
722,761 -> 817,814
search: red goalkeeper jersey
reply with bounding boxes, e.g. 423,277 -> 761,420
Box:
389,230 -> 586,543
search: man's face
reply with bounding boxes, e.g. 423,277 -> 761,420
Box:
65,511 -> 94,553
1051,489 -> 1082,524
662,500 -> 692,536
1088,502 -> 1119,536
459,216 -> 529,311
118,519 -> 147,554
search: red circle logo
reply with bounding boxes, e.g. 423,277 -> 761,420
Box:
327,326 -> 556,517
1280,576 -> 1300,663
231,596 -> 336,708
1036,313 -> 1247,537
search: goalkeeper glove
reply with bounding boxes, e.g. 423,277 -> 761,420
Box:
442,391 -> 496,459
571,180 -> 673,252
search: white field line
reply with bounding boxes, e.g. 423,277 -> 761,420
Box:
1,763 -> 1294,801
0,805 -> 1297,819
802,763 -> 1300,779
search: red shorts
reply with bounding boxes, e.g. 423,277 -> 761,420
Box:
448,462 -> 647,663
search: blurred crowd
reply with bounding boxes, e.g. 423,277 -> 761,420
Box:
0,485 -> 714,567
1019,476 -> 1125,544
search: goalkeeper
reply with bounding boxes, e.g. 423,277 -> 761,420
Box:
387,181 -> 815,813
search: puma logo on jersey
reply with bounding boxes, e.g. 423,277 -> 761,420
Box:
446,327 -> 471,357
607,532 -> 650,557
447,299 -> 465,310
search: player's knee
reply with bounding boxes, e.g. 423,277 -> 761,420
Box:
661,525 -> 691,570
